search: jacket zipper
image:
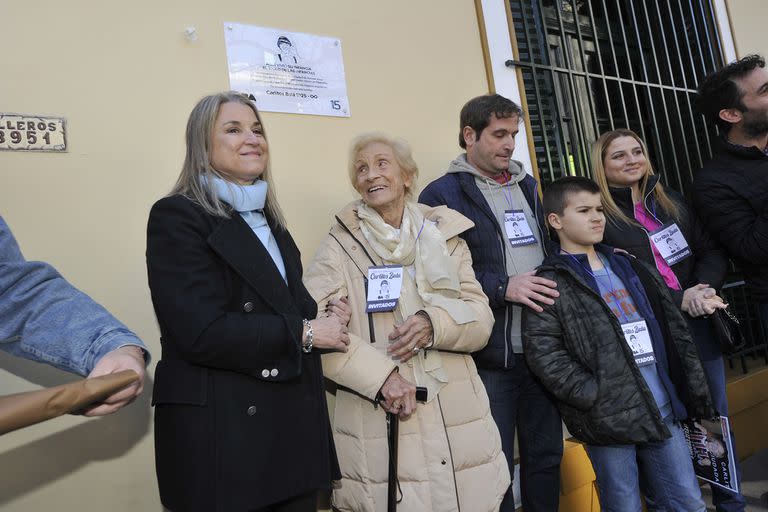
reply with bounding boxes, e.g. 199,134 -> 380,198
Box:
334,217 -> 379,344
636,187 -> 684,290
533,180 -> 548,256
640,185 -> 667,280
504,180 -> 545,368
500,229 -> 511,368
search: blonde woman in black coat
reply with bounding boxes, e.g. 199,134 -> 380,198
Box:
147,92 -> 348,512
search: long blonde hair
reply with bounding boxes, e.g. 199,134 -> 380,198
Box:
170,91 -> 286,228
591,128 -> 680,226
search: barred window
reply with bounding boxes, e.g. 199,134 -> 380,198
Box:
505,1 -> 768,365
507,0 -> 724,196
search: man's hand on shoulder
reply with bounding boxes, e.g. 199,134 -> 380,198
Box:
505,270 -> 559,313
82,345 -> 147,417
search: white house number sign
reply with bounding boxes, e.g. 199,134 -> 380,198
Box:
0,114 -> 66,152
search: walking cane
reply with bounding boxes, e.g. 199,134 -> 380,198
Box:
386,411 -> 399,512
386,386 -> 428,512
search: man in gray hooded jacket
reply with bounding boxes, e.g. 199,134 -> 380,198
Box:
419,94 -> 563,511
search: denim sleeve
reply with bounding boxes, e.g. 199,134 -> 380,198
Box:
0,216 -> 147,376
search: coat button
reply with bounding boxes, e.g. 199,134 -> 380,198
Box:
261,369 -> 270,378
270,368 -> 278,377
247,406 -> 257,416
441,459 -> 447,465
243,301 -> 254,312
351,245 -> 357,251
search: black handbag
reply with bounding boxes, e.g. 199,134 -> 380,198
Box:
710,307 -> 747,355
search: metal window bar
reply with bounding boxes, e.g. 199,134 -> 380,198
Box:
671,0 -> 705,170
514,1 -> 558,182
651,0 -> 692,187
506,0 -> 768,371
627,2 -> 667,184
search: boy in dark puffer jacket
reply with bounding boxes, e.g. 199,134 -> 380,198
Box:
523,177 -> 714,512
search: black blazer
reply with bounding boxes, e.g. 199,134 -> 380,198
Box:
146,194 -> 339,512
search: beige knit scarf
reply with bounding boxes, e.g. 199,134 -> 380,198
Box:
357,201 -> 477,400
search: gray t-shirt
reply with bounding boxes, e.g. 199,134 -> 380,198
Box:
593,258 -> 672,419
474,175 -> 544,353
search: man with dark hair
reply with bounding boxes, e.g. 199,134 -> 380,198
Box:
695,54 -> 767,134
692,55 -> 760,512
419,94 -> 562,511
694,55 -> 768,325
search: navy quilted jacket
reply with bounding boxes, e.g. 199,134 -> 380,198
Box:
419,163 -> 549,369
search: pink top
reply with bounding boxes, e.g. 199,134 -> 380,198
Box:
633,202 -> 682,290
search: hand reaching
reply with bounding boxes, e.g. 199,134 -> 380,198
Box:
505,271 -> 559,313
82,345 -> 146,417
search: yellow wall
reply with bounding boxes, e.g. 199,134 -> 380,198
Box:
726,0 -> 768,59
0,1 -> 488,509
4,1 -> 766,510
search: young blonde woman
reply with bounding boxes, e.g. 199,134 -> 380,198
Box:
591,128 -> 746,511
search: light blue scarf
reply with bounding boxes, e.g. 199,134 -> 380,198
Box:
207,176 -> 287,282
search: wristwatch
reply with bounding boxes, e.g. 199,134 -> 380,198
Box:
302,319 -> 313,353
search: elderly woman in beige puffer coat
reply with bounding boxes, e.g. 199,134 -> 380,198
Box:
304,133 -> 510,512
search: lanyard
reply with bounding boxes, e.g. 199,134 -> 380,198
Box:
563,251 -> 630,324
641,194 -> 664,227
414,218 -> 426,244
501,180 -> 517,210
393,218 -> 426,246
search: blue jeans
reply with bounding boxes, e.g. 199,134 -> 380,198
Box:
700,357 -> 747,512
688,317 -> 746,512
478,359 -> 563,512
586,417 -> 705,512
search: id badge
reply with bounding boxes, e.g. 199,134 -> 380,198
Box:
622,320 -> 656,366
504,210 -> 536,247
649,223 -> 692,266
366,265 -> 404,313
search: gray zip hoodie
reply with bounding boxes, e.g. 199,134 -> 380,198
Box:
447,155 -> 544,353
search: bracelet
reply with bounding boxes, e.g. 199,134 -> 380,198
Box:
302,319 -> 313,353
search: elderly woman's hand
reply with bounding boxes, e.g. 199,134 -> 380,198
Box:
308,317 -> 350,352
379,371 -> 417,419
387,312 -> 433,363
326,296 -> 351,326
